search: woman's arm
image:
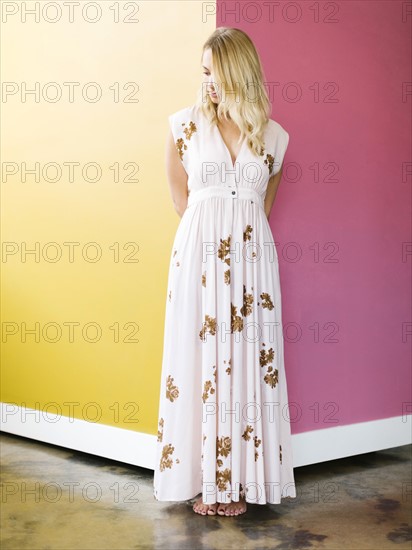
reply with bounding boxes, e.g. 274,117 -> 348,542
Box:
165,128 -> 189,218
264,164 -> 284,220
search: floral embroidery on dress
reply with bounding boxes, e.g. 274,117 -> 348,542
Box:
240,284 -> 253,317
202,380 -> 215,403
201,434 -> 207,466
260,347 -> 275,367
264,153 -> 274,174
217,436 -> 231,463
166,375 -> 180,402
231,303 -> 243,333
216,468 -> 231,492
202,271 -> 206,287
243,224 -> 253,242
218,234 -> 231,266
254,435 -> 262,462
224,269 -> 230,285
182,120 -> 197,140
242,425 -> 254,441
175,121 -> 197,160
259,292 -> 274,310
279,444 -> 283,464
176,138 -> 187,161
260,344 -> 279,388
157,417 -> 164,442
216,436 -> 232,491
199,314 -> 217,341
224,358 -> 231,375
264,365 -> 279,388
160,443 -> 174,471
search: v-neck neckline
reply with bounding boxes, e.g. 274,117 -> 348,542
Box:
214,122 -> 246,169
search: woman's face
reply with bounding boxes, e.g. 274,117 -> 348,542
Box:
202,48 -> 219,103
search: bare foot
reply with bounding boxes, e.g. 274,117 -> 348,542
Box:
193,496 -> 218,515
223,496 -> 247,516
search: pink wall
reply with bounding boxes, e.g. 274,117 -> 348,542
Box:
217,1 -> 411,433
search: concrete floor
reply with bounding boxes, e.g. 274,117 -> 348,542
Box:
0,433 -> 411,550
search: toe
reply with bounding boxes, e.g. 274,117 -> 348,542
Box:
217,503 -> 226,516
193,497 -> 209,515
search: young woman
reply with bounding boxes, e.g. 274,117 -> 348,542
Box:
153,27 -> 296,517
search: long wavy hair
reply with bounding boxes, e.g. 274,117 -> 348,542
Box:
194,27 -> 271,157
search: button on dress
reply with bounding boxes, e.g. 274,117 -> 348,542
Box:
153,103 -> 296,505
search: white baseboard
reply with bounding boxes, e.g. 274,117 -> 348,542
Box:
1,403 -> 410,469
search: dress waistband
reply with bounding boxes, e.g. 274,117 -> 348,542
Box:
187,185 -> 265,209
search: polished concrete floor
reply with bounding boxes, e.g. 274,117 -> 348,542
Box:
0,433 -> 411,549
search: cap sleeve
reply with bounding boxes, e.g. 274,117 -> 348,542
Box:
271,125 -> 290,177
168,107 -> 195,173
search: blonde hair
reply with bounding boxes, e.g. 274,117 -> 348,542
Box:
195,27 -> 271,157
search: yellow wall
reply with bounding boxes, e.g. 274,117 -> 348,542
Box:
1,2 -> 216,435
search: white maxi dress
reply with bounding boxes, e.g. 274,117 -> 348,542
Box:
153,104 -> 296,505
